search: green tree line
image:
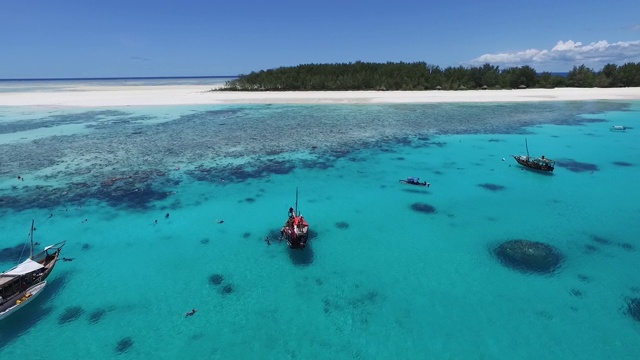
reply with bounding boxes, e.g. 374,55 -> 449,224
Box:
219,61 -> 640,91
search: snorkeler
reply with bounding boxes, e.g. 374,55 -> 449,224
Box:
185,309 -> 197,317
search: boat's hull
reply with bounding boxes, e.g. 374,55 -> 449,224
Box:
0,281 -> 47,321
399,180 -> 429,187
512,156 -> 554,172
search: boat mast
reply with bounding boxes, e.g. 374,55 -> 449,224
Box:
525,138 -> 530,158
295,187 -> 299,216
29,219 -> 35,259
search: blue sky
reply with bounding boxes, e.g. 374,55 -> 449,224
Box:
1,0 -> 639,78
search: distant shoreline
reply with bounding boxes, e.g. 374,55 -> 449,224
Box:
1,86 -> 639,107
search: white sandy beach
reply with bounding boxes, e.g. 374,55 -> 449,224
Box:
1,85 -> 639,107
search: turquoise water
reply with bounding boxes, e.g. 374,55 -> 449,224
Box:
0,98 -> 639,359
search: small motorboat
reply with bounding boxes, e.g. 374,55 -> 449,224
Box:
399,177 -> 430,187
610,125 -> 626,131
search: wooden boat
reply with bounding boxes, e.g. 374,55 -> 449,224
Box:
280,188 -> 310,250
512,139 -> 555,172
399,177 -> 430,187
0,220 -> 65,321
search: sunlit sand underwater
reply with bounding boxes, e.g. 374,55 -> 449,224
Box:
1,99 -> 639,359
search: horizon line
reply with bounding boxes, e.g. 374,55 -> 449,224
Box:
0,75 -> 239,82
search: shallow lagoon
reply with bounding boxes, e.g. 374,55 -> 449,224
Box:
0,100 -> 639,359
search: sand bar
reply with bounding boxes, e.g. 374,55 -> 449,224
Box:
1,85 -> 639,107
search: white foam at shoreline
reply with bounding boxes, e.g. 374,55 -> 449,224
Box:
1,86 -> 639,107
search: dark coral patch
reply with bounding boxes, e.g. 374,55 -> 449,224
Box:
583,244 -> 599,254
591,235 -> 611,245
0,244 -> 25,263
577,274 -> 591,283
335,222 -> 349,229
242,232 -> 251,239
222,284 -> 234,294
569,289 -> 583,297
200,238 -> 210,245
58,306 -> 84,324
478,183 -> 506,191
244,197 -> 256,203
209,274 -> 224,286
619,243 -> 636,252
81,243 -> 92,251
88,309 -> 106,324
556,159 -> 599,173
410,202 -> 437,214
115,337 -> 134,353
613,161 -> 633,167
493,239 -> 563,274
627,298 -> 640,323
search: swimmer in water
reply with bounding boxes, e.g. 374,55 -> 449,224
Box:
185,309 -> 197,317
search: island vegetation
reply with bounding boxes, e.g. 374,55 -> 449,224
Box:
220,61 -> 640,91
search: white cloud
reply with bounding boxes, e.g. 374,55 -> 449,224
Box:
468,40 -> 640,71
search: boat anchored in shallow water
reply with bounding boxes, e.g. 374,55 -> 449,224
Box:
0,220 -> 66,321
399,177 -> 430,187
610,125 -> 627,132
280,188 -> 310,250
512,139 -> 555,173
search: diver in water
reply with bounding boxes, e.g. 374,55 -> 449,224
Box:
185,309 -> 197,317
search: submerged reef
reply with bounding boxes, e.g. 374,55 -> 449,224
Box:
627,298 -> 640,323
0,102 -> 629,211
115,337 -> 134,353
493,239 -> 563,274
411,202 -> 437,214
478,183 -> 506,191
209,274 -> 224,286
58,306 -> 85,324
555,159 -> 599,173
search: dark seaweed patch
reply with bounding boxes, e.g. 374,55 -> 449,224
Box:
242,232 -> 251,239
591,235 -> 611,245
627,298 -> 640,323
209,274 -> 224,286
0,244 -> 27,263
115,337 -> 134,353
612,161 -> 633,167
222,284 -> 234,294
58,306 -> 84,324
81,243 -> 92,251
619,243 -> 636,252
569,289 -> 583,297
577,274 -> 591,283
556,159 -> 599,173
493,239 -> 563,274
335,222 -> 349,229
88,308 -> 106,324
200,238 -> 210,245
478,183 -> 506,191
583,244 -> 599,254
410,202 -> 437,214
244,197 -> 256,203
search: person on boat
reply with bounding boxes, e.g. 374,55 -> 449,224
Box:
185,309 -> 197,317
